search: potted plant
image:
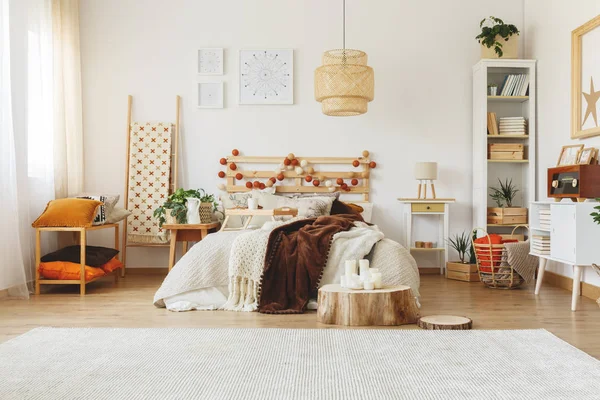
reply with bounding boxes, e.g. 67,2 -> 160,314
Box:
198,190 -> 218,224
446,232 -> 479,282
153,188 -> 216,227
476,16 -> 520,59
487,178 -> 527,225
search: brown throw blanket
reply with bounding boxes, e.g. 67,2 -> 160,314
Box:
258,214 -> 363,314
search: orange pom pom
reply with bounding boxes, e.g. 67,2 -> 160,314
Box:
277,173 -> 284,181
219,158 -> 227,165
235,173 -> 243,180
218,171 -> 226,178
259,182 -> 266,190
269,177 -> 277,183
229,163 -> 237,171
291,159 -> 299,166
283,158 -> 291,166
305,175 -> 313,182
313,180 -> 320,187
351,179 -> 359,186
232,149 -> 239,156
341,183 -> 348,190
253,181 -> 260,188
245,182 -> 253,189
352,160 -> 360,167
336,178 -> 344,185
369,161 -> 377,168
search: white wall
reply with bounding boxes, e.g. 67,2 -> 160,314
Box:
524,0 -> 600,285
79,0 -> 525,267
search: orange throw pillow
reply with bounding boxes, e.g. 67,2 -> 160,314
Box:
32,198 -> 103,228
100,257 -> 124,273
38,261 -> 106,281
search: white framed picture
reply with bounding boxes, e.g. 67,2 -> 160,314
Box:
239,49 -> 293,105
197,82 -> 224,108
198,48 -> 223,75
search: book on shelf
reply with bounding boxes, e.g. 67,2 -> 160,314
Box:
487,112 -> 499,135
498,116 -> 527,135
498,74 -> 530,97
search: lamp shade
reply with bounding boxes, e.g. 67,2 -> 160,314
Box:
414,162 -> 438,180
314,49 -> 374,116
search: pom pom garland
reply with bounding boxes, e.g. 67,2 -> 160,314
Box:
291,159 -> 299,166
283,158 -> 291,166
352,160 -> 360,167
269,177 -> 277,183
266,180 -> 274,188
305,175 -> 313,182
325,180 -> 332,187
218,171 -> 226,178
229,163 -> 237,170
235,173 -> 243,180
313,180 -> 320,187
217,183 -> 226,191
259,182 -> 266,190
336,178 -> 344,185
277,173 -> 285,181
306,167 -> 315,174
362,150 -> 369,157
232,149 -> 239,156
351,178 -> 359,186
245,182 -> 253,189
287,153 -> 295,160
219,158 -> 227,165
300,159 -> 308,167
369,161 -> 377,168
295,167 -> 304,174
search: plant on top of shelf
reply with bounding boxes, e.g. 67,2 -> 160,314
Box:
591,199 -> 600,225
489,178 -> 519,207
447,232 -> 472,264
476,16 -> 520,58
154,188 -> 217,227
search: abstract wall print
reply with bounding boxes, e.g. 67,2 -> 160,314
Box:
239,49 -> 293,105
198,48 -> 224,75
572,15 -> 600,139
197,82 -> 224,108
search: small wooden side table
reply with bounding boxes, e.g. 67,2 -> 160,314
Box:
163,223 -> 220,271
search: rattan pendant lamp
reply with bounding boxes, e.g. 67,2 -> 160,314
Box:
314,0 -> 374,116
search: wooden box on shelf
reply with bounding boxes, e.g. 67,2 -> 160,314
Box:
487,207 -> 527,225
446,262 -> 479,282
488,143 -> 524,160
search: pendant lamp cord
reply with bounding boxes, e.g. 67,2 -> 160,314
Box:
343,0 -> 346,50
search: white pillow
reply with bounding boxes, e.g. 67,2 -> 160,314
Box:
220,192 -> 253,228
105,206 -> 131,224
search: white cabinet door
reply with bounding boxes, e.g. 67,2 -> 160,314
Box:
550,205 -> 576,263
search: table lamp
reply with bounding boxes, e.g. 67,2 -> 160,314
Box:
415,162 -> 438,199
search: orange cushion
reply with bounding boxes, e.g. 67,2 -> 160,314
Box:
32,198 -> 103,228
474,234 -> 503,245
38,261 -> 106,281
101,257 -> 124,273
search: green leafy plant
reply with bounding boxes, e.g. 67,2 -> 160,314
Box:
591,199 -> 600,225
447,232 -> 472,263
476,16 -> 520,57
489,178 -> 519,208
153,188 -> 217,227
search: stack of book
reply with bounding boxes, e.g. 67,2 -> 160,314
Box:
499,117 -> 527,135
498,74 -> 530,96
538,208 -> 551,230
531,235 -> 550,256
487,112 -> 499,135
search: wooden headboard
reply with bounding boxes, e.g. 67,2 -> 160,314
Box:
221,152 -> 376,203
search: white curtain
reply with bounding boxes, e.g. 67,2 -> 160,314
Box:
1,0 -> 81,297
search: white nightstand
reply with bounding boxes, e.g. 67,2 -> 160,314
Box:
398,198 -> 456,275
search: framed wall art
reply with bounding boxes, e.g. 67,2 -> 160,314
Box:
198,48 -> 223,75
239,49 -> 293,105
197,82 -> 224,108
571,15 -> 600,139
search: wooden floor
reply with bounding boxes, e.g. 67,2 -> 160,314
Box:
1,274 -> 599,358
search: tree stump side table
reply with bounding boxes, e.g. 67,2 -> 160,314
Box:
317,284 -> 420,326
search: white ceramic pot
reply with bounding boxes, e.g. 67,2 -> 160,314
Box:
186,198 -> 201,224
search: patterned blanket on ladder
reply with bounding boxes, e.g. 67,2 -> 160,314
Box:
127,122 -> 172,244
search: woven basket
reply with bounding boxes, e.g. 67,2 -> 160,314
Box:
472,226 -> 526,289
199,203 -> 213,224
164,208 -> 178,225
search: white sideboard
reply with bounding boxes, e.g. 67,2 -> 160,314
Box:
530,201 -> 600,310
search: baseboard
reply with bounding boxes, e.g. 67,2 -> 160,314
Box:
126,267 -> 168,275
0,289 -> 8,299
419,268 -> 441,275
543,271 -> 600,302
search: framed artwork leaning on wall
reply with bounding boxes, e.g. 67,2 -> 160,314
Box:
571,14 -> 600,139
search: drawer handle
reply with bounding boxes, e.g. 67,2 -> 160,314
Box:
426,206 -> 431,210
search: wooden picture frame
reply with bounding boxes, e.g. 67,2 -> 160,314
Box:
557,144 -> 584,166
578,147 -> 597,164
571,15 -> 600,139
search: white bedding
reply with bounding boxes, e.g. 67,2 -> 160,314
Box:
155,221 -> 420,312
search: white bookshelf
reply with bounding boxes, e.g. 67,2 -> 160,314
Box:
472,59 -> 537,234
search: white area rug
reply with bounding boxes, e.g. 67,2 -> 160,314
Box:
1,328 -> 599,399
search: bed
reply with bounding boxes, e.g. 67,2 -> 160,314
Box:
153,152 -> 420,313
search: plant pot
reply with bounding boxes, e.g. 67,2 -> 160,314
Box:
487,207 -> 527,225
164,208 -> 178,225
446,262 -> 479,282
481,34 -> 519,59
199,202 -> 213,223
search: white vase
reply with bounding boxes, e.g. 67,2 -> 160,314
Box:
185,198 -> 200,224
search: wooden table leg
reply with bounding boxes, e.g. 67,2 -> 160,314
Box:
201,229 -> 209,240
572,265 -> 582,311
182,241 -> 188,256
35,229 -> 41,295
534,257 -> 547,295
168,230 -> 178,271
80,230 -> 86,296
114,224 -> 120,281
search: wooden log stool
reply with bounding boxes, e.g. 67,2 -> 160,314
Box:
417,315 -> 473,330
317,284 -> 420,326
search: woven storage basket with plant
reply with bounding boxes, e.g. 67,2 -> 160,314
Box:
472,226 -> 526,289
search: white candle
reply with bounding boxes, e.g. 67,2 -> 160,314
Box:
247,198 -> 258,210
364,280 -> 375,290
345,260 -> 357,281
372,272 -> 382,289
359,259 -> 370,280
340,276 -> 346,288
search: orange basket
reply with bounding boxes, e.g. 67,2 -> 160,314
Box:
471,226 -> 526,289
